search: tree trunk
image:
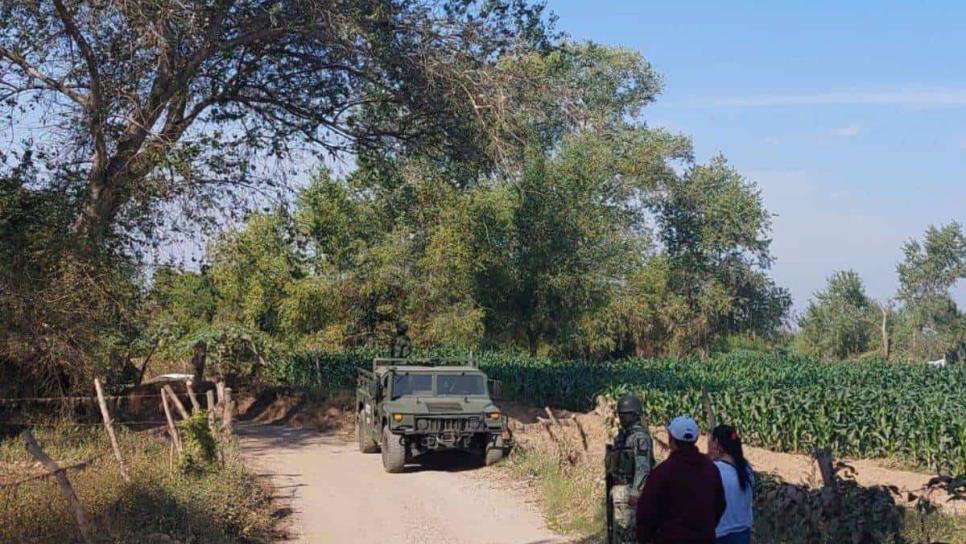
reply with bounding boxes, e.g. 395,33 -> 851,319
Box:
526,327 -> 538,356
70,169 -> 117,243
135,340 -> 159,386
190,340 -> 207,385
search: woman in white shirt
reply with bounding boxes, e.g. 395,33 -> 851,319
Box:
708,424 -> 755,544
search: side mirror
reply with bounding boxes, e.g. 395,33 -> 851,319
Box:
488,380 -> 504,400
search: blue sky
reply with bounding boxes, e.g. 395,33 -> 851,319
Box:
550,0 -> 966,314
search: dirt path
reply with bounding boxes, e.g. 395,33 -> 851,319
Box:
238,423 -> 564,544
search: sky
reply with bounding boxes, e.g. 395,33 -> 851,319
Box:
549,0 -> 966,315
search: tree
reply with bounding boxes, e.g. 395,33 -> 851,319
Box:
654,156 -> 791,356
798,270 -> 877,360
0,152 -> 142,393
0,0 -> 553,246
484,127 -> 689,355
145,214 -> 304,381
895,222 -> 966,360
143,266 -> 218,382
138,42 -> 794,362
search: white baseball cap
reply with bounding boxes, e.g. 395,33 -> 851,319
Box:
667,416 -> 699,442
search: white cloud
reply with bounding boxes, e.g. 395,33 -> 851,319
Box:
830,125 -> 861,137
679,88 -> 966,108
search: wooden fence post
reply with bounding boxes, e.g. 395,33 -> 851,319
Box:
206,389 -> 217,433
185,380 -> 202,413
161,388 -> 184,456
813,448 -> 837,487
22,431 -> 92,544
94,378 -> 130,482
813,447 -> 842,516
216,381 -> 226,408
222,387 -> 233,435
162,384 -> 190,420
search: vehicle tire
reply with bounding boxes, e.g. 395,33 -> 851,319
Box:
484,435 -> 505,466
358,414 -> 379,453
382,426 -> 406,473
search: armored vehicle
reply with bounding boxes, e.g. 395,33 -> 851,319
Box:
356,357 -> 512,473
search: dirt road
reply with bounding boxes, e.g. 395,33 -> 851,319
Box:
239,424 -> 564,544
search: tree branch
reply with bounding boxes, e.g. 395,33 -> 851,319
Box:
52,0 -> 106,162
0,46 -> 85,106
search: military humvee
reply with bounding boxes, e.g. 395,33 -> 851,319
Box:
356,357 -> 512,473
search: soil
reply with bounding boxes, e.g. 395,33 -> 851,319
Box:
236,393 -> 563,543
238,423 -> 563,543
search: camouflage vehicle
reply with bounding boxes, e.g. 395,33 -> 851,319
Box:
356,357 -> 512,473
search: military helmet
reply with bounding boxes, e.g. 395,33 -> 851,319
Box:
616,394 -> 643,416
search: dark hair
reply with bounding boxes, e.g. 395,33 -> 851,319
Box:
712,425 -> 752,491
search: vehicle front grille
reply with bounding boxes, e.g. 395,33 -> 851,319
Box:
418,417 -> 481,432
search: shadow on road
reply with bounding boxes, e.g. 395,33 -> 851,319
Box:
236,423 -> 344,453
400,450 -> 484,474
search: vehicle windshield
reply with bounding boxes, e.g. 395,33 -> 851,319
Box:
391,373 -> 433,399
437,374 -> 486,396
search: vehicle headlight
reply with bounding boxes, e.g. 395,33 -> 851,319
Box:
487,411 -> 502,421
393,413 -> 404,423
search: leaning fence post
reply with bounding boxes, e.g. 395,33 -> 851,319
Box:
222,387 -> 233,435
185,380 -> 202,413
162,384 -> 190,420
23,430 -> 92,544
161,388 -> 184,456
94,378 -> 130,482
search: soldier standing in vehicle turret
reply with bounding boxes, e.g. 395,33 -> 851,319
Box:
391,321 -> 412,358
605,395 -> 655,544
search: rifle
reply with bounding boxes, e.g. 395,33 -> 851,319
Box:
605,443 -> 615,544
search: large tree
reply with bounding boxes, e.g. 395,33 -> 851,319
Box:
654,156 -> 791,356
798,270 -> 877,360
0,0 -> 553,245
895,222 -> 966,360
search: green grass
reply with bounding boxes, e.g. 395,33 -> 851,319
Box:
0,424 -> 273,543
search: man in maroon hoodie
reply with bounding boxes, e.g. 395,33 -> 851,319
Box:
636,416 -> 726,544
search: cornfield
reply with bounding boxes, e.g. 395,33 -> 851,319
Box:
279,350 -> 966,474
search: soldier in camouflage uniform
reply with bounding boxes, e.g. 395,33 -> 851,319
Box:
605,395 -> 655,544
391,321 -> 412,358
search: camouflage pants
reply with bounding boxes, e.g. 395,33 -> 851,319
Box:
610,485 -> 636,544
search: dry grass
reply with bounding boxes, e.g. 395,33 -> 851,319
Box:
0,424 -> 273,543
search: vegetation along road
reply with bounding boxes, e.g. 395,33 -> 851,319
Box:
239,423 -> 563,544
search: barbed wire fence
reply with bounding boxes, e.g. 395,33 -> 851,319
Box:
0,379 -> 235,543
